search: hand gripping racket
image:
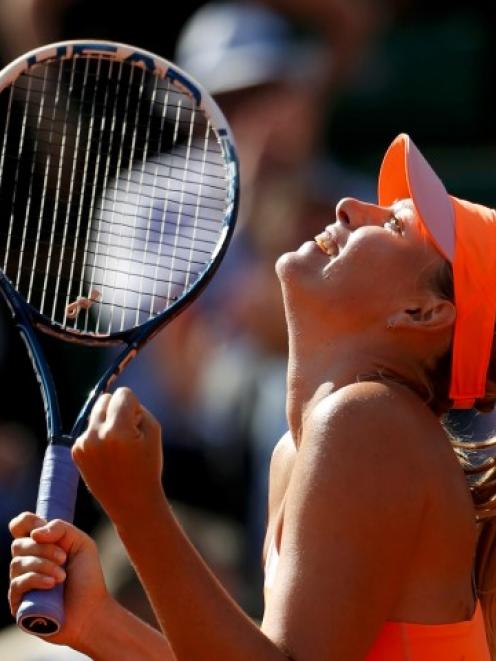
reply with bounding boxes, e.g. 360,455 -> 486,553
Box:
0,40 -> 239,635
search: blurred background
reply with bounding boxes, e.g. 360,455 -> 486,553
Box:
0,0 -> 495,657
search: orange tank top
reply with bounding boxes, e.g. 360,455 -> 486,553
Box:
366,601 -> 489,660
264,540 -> 490,660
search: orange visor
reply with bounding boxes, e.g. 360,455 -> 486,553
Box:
378,133 -> 496,409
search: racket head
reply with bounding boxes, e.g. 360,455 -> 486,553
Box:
0,40 -> 239,345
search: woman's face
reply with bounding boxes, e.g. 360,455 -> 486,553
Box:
276,197 -> 446,331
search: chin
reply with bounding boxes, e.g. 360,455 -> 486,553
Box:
276,241 -> 322,280
275,250 -> 294,281
275,248 -> 329,313
275,251 -> 307,290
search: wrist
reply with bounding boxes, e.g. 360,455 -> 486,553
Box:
104,483 -> 168,530
76,593 -> 121,657
111,487 -> 170,534
78,597 -> 174,661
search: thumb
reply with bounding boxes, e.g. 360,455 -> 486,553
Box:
31,519 -> 88,555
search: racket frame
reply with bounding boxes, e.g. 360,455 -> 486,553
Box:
0,39 -> 239,635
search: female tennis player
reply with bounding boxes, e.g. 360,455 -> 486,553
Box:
9,134 -> 496,659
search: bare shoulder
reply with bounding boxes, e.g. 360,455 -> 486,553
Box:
310,379 -> 432,427
306,380 -> 439,458
262,383 -> 445,657
298,380 -> 476,561
298,381 -> 441,502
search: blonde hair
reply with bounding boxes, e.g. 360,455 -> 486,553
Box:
428,260 -> 496,656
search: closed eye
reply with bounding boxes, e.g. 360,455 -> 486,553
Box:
384,216 -> 404,234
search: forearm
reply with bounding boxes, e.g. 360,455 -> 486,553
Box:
78,597 -> 176,661
115,496 -> 288,661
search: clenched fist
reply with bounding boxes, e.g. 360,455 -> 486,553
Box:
72,387 -> 164,525
9,513 -> 110,647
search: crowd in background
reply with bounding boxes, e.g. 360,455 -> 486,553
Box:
0,0 -> 495,658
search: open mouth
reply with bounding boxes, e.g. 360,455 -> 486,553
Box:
314,231 -> 339,257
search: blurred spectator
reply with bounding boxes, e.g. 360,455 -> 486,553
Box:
175,1 -> 374,214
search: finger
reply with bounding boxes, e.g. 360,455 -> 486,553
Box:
105,387 -> 143,436
88,393 -> 112,428
10,555 -> 66,581
30,519 -> 76,552
11,537 -> 66,564
31,518 -> 92,555
9,573 -> 58,616
9,513 -> 47,539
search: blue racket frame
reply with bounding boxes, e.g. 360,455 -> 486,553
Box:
0,40 -> 240,636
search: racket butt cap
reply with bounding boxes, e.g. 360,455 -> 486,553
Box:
17,586 -> 63,636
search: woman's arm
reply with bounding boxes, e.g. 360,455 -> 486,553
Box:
72,388 -> 290,661
72,384 -> 429,661
116,496 -> 290,661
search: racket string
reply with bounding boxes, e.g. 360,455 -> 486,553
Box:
184,118 -> 214,293
10,246 -> 208,282
11,260 -> 193,308
62,54 -> 108,327
26,60 -> 64,305
85,56 -> 121,334
0,218 -> 219,255
118,63 -> 155,332
2,127 -> 229,172
13,70 -> 222,136
72,55 -> 109,332
4,71 -> 35,278
2,151 -> 228,213
105,60 -> 144,334
0,53 -> 230,335
149,84 -> 176,319
45,55 -> 86,320
18,62 -> 52,298
134,73 -> 167,328
165,97 -> 194,309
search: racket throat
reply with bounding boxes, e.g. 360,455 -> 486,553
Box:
49,433 -> 74,448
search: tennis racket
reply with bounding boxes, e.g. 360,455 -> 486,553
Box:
0,40 -> 239,635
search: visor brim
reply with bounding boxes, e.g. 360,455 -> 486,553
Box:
378,133 -> 456,263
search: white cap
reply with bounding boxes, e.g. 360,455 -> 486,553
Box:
175,2 -> 327,95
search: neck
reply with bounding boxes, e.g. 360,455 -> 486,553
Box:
284,313 -> 424,444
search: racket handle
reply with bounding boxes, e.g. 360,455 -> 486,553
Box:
17,444 -> 79,636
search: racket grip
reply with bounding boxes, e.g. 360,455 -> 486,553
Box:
17,444 -> 79,636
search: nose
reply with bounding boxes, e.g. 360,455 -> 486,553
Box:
336,197 -> 391,230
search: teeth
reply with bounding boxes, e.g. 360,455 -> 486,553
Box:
314,232 -> 337,257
